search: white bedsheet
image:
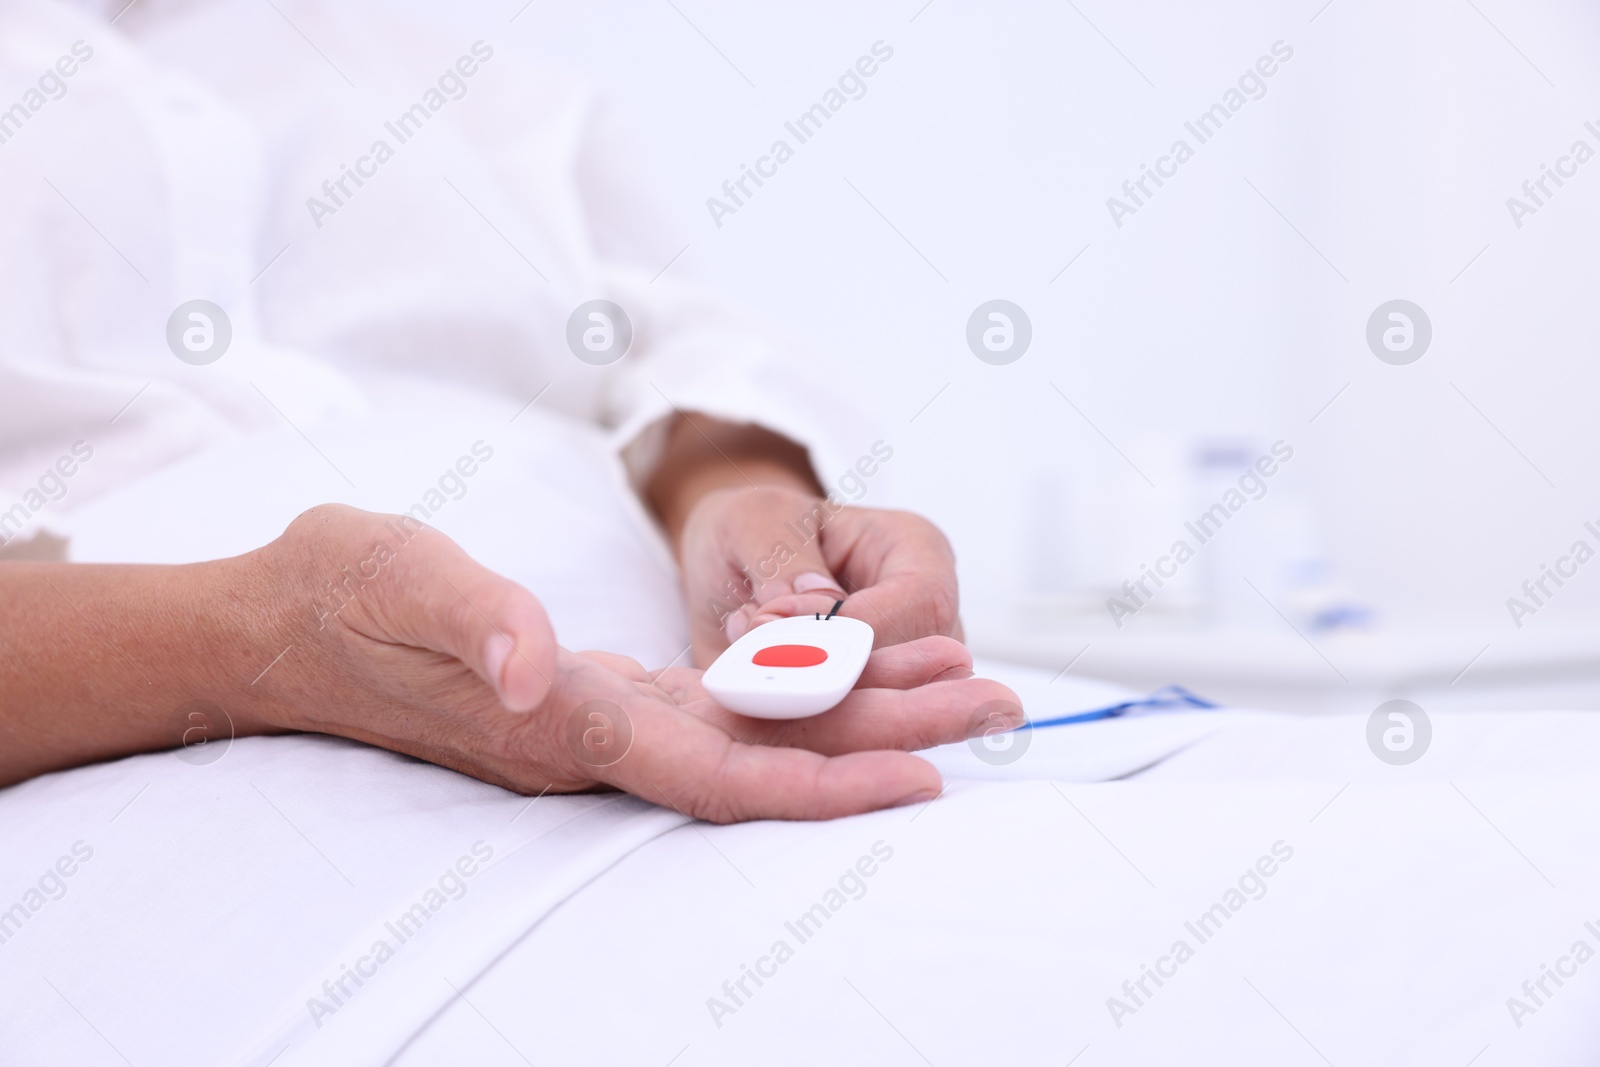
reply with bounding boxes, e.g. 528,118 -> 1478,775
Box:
394,742 -> 1600,1067
0,734 -> 685,1065
5,708 -> 1598,1066
6,405 -> 1599,1066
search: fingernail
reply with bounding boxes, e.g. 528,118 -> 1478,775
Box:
967,701 -> 1025,735
724,611 -> 749,643
484,633 -> 520,710
748,613 -> 780,630
793,572 -> 846,596
894,787 -> 941,808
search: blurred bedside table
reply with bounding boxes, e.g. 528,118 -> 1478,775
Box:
966,610 -> 1600,715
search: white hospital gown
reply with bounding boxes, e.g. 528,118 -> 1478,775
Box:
0,0 -> 851,545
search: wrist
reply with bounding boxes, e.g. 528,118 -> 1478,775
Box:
199,549 -> 302,737
126,551 -> 302,745
644,415 -> 823,550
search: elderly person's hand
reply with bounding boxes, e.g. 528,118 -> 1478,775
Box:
644,415 -> 964,667
3,505 -> 1018,822
677,486 -> 963,667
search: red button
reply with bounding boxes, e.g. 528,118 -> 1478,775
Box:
752,644 -> 829,668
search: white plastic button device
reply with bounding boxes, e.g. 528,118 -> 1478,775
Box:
702,612 -> 874,719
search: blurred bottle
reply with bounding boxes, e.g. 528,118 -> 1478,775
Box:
1190,438 -> 1372,632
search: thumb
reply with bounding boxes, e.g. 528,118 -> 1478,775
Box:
473,593 -> 558,713
385,529 -> 559,712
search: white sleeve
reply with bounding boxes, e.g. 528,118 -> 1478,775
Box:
559,94 -> 875,498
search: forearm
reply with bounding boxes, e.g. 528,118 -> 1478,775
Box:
0,557 -> 284,785
643,414 -> 823,550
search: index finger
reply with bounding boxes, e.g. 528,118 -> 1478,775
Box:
818,509 -> 962,644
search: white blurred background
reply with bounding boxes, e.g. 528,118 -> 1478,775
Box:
412,0 -> 1600,709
